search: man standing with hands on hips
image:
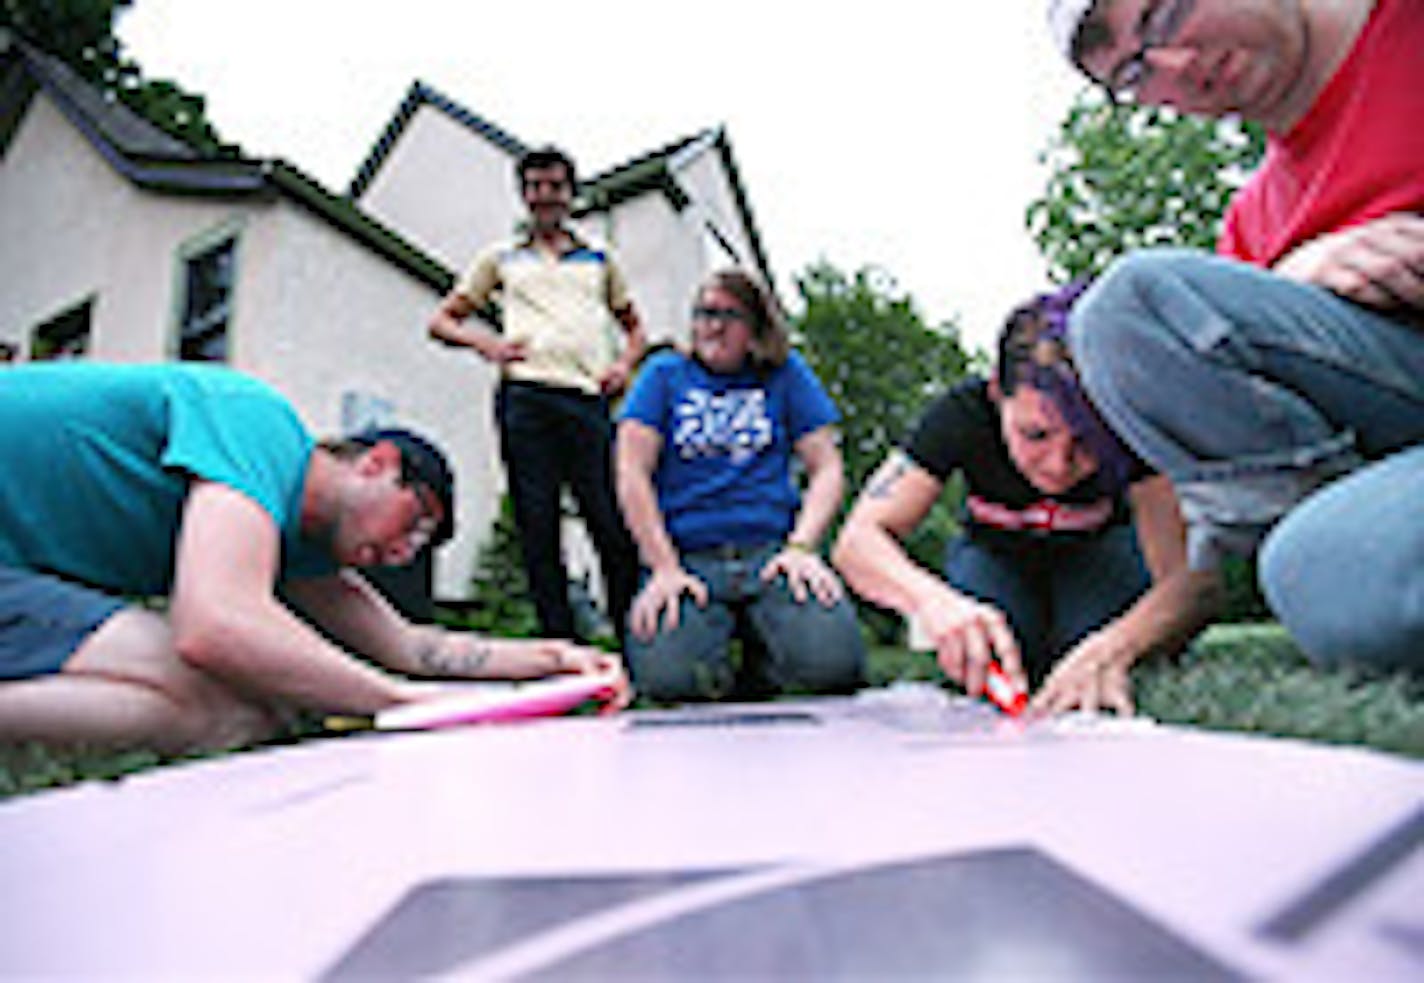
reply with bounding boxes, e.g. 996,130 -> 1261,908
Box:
430,146 -> 644,645
1042,0 -> 1423,707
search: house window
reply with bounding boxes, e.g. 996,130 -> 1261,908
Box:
31,300 -> 93,360
178,236 -> 235,361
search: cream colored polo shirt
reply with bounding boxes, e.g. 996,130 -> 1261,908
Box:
456,231 -> 631,395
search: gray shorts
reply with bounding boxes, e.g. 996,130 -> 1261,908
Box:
0,566 -> 125,679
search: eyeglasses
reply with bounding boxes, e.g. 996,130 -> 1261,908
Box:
691,305 -> 749,325
401,483 -> 443,556
1106,0 -> 1196,96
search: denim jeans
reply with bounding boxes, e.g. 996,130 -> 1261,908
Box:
1073,250 -> 1424,672
944,526 -> 1149,684
1259,444 -> 1424,672
624,542 -> 866,703
0,566 -> 123,679
496,382 -> 638,643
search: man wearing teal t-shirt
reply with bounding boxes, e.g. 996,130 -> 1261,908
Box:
0,363 -> 627,752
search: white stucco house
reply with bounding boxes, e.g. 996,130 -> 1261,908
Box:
0,31 -> 773,604
349,82 -> 773,342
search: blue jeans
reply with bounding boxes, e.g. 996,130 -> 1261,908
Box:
496,382 -> 638,643
1073,250 -> 1424,672
624,542 -> 866,703
945,527 -> 1149,684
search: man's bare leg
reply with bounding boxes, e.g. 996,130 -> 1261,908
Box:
0,607 -> 281,754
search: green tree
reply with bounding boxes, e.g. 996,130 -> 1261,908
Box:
3,0 -> 233,154
1026,88 -> 1264,282
792,261 -> 974,640
2,0 -> 124,64
793,261 -> 972,492
462,495 -> 538,638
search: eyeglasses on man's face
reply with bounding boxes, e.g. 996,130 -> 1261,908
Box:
1106,0 -> 1197,96
691,305 -> 750,325
398,481 -> 443,557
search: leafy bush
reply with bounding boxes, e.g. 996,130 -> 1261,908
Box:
459,495 -> 539,637
1028,89 -> 1265,282
792,262 -> 974,645
1217,554 -> 1274,623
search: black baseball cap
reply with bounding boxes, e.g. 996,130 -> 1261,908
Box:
352,427 -> 456,545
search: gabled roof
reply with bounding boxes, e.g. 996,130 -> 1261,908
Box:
348,81 -> 528,201
581,125 -> 774,291
349,81 -> 774,289
576,130 -> 702,213
0,31 -> 196,159
0,30 -> 453,292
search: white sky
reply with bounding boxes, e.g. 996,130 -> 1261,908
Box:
119,1 -> 1085,354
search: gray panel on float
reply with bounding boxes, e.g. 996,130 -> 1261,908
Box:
326,849 -> 1241,981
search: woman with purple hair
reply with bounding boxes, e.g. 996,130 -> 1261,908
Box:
833,283 -> 1218,714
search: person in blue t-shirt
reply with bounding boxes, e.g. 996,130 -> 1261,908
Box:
0,363 -> 627,752
616,269 -> 866,702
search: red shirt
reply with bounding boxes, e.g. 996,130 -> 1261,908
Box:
1218,0 -> 1424,267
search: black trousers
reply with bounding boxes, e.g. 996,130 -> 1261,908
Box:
495,381 -> 637,643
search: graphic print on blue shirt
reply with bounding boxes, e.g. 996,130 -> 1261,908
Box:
621,351 -> 840,553
672,388 -> 774,464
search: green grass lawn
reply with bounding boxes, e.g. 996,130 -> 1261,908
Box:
867,623 -> 1424,757
3,623 -> 1420,802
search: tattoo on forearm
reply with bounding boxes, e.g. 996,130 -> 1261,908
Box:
415,631 -> 493,678
867,457 -> 911,499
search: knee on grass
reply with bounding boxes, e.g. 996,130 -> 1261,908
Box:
1260,509 -> 1424,676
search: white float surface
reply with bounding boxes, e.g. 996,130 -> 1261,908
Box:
1,688 -> 1419,980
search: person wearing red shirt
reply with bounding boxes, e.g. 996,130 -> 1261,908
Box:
1044,0 -> 1423,701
